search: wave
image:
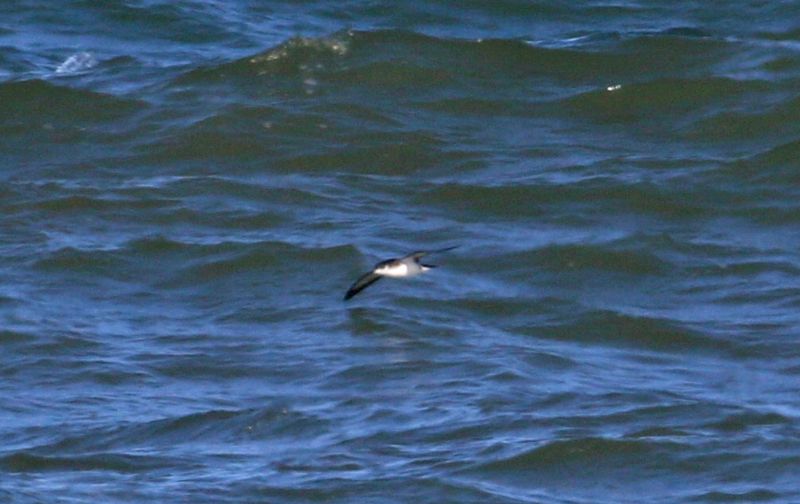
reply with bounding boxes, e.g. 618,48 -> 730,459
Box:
691,95 -> 800,143
0,79 -> 143,124
137,102 -> 448,171
418,180 -> 711,219
471,436 -> 679,475
30,234 -> 357,296
131,237 -> 353,287
29,405 -> 328,456
0,452 -> 170,473
534,242 -> 669,275
31,193 -> 175,214
0,329 -> 35,345
276,140 -> 463,175
556,77 -> 767,124
687,258 -> 800,279
444,296 -> 563,321
33,246 -> 123,275
120,174 -> 331,207
465,431 -> 789,502
693,489 -> 781,502
418,97 -> 534,117
176,28 -> 732,92
248,33 -> 350,71
726,138 -> 800,184
540,310 -> 731,353
141,110 -> 284,164
706,410 -> 791,432
174,31 -> 353,85
700,139 -> 800,224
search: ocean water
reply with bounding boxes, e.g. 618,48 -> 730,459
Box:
2,1 -> 800,502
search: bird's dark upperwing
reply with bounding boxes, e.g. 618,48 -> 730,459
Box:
344,271 -> 382,300
408,245 -> 459,260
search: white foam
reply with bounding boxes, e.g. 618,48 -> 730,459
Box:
56,52 -> 97,74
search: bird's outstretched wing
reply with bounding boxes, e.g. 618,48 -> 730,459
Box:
408,245 -> 459,260
344,271 -> 383,300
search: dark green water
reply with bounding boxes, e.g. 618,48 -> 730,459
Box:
1,2 -> 799,503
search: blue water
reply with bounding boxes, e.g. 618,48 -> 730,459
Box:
2,1 -> 800,503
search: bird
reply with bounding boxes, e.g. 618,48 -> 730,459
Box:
343,246 -> 458,301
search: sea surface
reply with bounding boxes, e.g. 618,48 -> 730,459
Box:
2,1 -> 800,503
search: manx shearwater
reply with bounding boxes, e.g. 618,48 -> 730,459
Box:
344,246 -> 458,301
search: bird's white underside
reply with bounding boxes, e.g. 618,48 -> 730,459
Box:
376,262 -> 428,278
376,262 -> 409,277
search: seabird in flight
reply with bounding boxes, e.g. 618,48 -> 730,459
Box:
343,246 -> 458,301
